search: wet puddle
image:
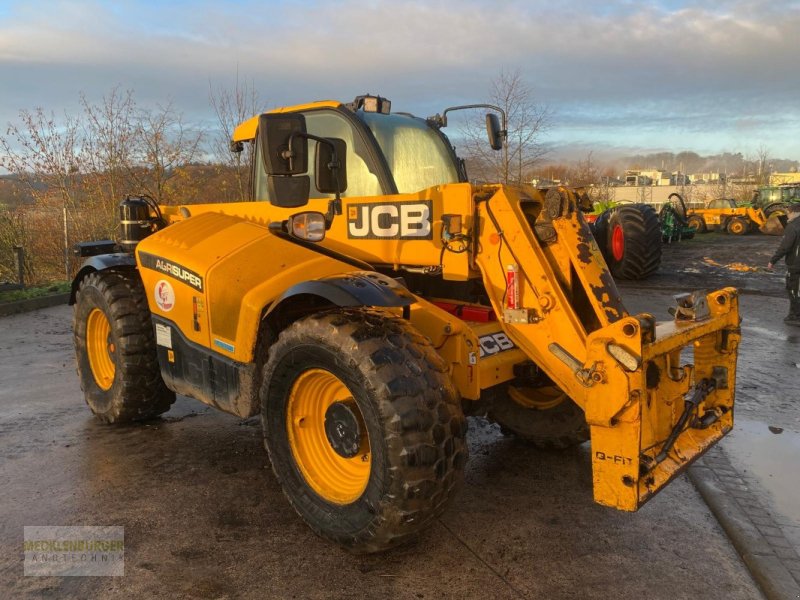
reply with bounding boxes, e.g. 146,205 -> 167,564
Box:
723,417 -> 800,525
740,325 -> 792,342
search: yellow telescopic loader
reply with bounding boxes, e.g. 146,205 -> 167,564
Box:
71,95 -> 740,552
686,198 -> 768,235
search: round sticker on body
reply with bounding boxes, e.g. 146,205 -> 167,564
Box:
154,279 -> 175,312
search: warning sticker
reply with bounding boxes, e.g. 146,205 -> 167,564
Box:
155,323 -> 172,348
154,280 -> 175,312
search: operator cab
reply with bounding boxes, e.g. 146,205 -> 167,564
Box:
707,198 -> 738,209
249,95 -> 466,207
239,94 -> 505,205
236,94 -> 506,241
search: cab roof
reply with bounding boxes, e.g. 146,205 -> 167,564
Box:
232,100 -> 343,142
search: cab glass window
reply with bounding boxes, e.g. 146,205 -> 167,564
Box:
253,109 -> 382,202
357,112 -> 460,193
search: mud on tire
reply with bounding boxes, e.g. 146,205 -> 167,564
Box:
73,270 -> 175,423
260,309 -> 467,553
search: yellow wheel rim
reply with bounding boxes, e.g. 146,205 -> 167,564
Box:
731,221 -> 744,234
286,369 -> 370,504
86,308 -> 116,391
508,385 -> 566,410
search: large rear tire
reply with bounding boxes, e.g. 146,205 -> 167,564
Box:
764,202 -> 788,220
761,204 -> 787,236
601,204 -> 662,280
261,309 -> 467,553
73,270 -> 175,423
487,382 -> 589,449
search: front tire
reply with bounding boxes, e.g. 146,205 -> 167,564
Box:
73,270 -> 175,423
261,309 -> 467,553
727,217 -> 748,235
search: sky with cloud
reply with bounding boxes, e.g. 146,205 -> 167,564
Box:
1,0 -> 799,161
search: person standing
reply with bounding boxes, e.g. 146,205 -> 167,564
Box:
767,204 -> 800,326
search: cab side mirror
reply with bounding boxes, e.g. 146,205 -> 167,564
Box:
486,113 -> 504,151
315,138 -> 348,195
259,113 -> 308,175
259,113 -> 311,208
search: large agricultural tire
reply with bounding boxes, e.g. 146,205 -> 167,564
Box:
687,215 -> 707,233
727,217 -> 748,235
260,309 -> 467,553
764,202 -> 788,220
760,203 -> 788,235
602,204 -> 662,280
73,270 -> 175,424
487,383 -> 589,450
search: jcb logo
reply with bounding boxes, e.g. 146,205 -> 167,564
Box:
478,332 -> 515,358
347,201 -> 432,240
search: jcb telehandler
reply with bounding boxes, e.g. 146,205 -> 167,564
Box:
686,198 -> 767,235
71,94 -> 740,553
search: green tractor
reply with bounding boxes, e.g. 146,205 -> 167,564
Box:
745,184 -> 800,235
659,193 -> 695,243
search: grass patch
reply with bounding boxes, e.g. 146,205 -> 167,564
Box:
0,281 -> 70,303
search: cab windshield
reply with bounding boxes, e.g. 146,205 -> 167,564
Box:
356,111 -> 460,193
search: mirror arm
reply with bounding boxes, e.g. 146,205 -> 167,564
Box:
283,131 -> 338,172
268,220 -> 288,234
324,190 -> 342,230
331,168 -> 343,217
281,133 -> 301,172
281,132 -> 344,228
430,103 -> 508,134
323,201 -> 336,230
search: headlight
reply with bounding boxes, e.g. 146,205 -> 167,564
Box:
288,211 -> 327,242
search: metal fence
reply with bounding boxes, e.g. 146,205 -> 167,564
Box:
0,205 -> 114,285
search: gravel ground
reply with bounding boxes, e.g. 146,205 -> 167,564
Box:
2,232 -> 791,599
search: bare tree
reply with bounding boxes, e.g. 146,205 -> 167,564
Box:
461,69 -> 550,185
568,152 -> 618,205
0,108 -> 88,280
0,90 -> 207,282
129,102 -> 203,204
755,143 -> 770,186
571,151 -> 599,187
209,76 -> 263,202
80,87 -> 140,235
0,107 -> 84,210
